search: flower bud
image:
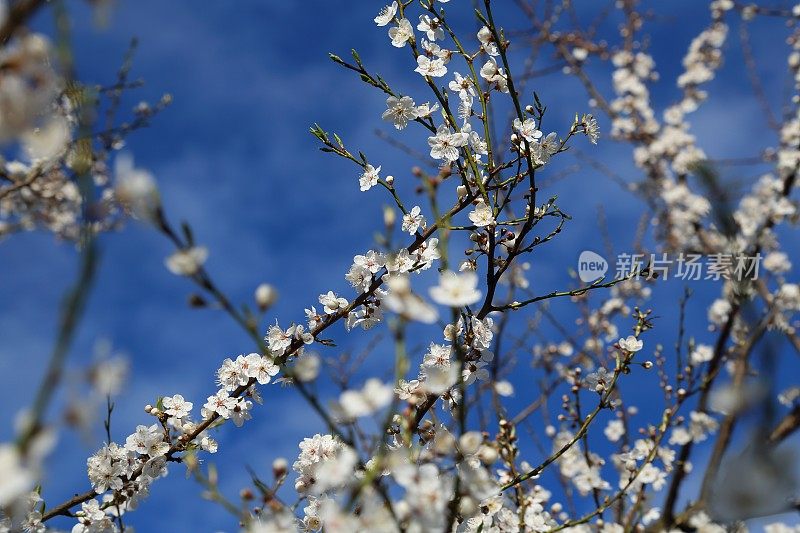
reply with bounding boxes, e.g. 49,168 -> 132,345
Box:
477,444 -> 498,464
305,516 -> 322,530
255,283 -> 278,311
433,430 -> 456,455
115,154 -> 160,221
294,353 -> 320,382
459,496 -> 478,517
383,205 -> 396,227
188,293 -> 207,308
272,457 -> 288,478
458,431 -> 482,456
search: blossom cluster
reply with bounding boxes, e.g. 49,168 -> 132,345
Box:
0,0 -> 799,532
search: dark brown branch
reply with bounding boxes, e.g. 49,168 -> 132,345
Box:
0,0 -> 47,43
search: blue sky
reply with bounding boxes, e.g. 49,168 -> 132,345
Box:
1,1 -> 798,531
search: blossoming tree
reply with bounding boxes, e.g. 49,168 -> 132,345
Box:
1,0 -> 799,532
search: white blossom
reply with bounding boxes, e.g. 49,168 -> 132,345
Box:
618,335 -> 643,353
585,367 -> 613,393
604,419 -> 625,442
581,113 -> 600,144
414,101 -> 439,118
294,353 -> 321,382
165,246 -> 208,276
293,434 -> 343,492
359,164 -> 381,192
162,394 -> 193,426
339,378 -> 393,419
417,15 -> 444,41
669,411 -> 719,445
243,353 -> 279,385
532,131 -> 559,165
202,389 -> 237,420
383,275 -> 438,323
217,356 -> 248,391
230,396 -> 253,427
423,343 -> 452,369
401,205 -> 426,234
255,283 -> 278,310
428,124 -> 468,162
114,154 -> 159,220
388,18 -> 414,48
430,271 -> 482,307
449,72 -> 476,106
87,442 -> 130,494
382,95 -> 417,130
479,58 -> 508,92
477,26 -> 499,56
494,380 -> 514,397
395,379 -> 422,400
690,344 -> 714,365
319,291 -> 348,314
414,55 -> 447,78
374,1 -> 397,27
0,445 -> 34,506
513,118 -> 543,144
468,200 -> 495,227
